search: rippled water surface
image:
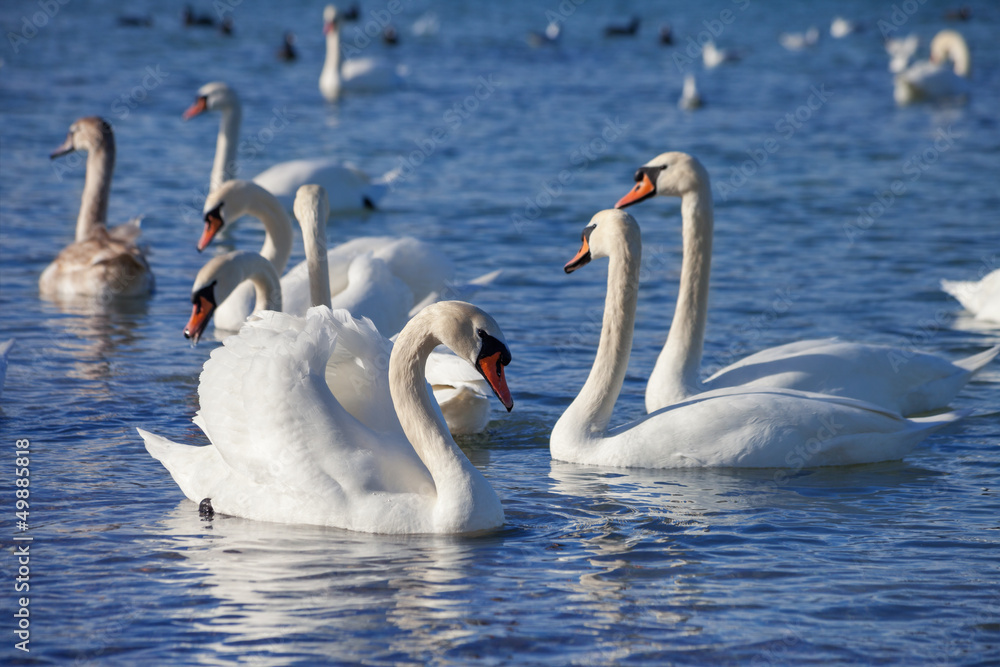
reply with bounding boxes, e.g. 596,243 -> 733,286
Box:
1,0 -> 999,664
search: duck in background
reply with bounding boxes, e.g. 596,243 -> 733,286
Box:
277,32 -> 297,61
604,16 -> 640,37
41,117 -> 153,301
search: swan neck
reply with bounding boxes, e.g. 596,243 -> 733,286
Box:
299,210 -> 331,308
248,191 -> 293,274
211,104 -> 241,193
652,188 -> 713,405
75,138 -> 115,242
246,255 -> 282,315
323,29 -> 342,77
559,237 -> 640,440
389,320 -> 477,516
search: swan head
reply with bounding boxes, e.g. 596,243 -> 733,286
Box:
564,209 -> 640,274
50,116 -> 114,160
293,184 -> 331,227
184,250 -> 280,344
323,5 -> 339,36
409,301 -> 514,412
197,180 -> 275,251
183,81 -> 238,120
614,151 -> 709,208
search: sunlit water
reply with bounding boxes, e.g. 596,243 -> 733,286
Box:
1,0 -> 999,664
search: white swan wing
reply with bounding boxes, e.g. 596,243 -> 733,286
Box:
942,269 -> 1000,322
703,338 -> 997,416
574,388 -> 966,469
329,253 -> 415,337
254,158 -> 387,211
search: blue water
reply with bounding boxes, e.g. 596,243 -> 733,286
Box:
2,0 -> 999,663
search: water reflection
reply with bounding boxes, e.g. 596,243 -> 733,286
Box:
153,501 -> 487,664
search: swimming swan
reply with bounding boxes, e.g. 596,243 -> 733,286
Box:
549,210 -> 965,469
614,151 -> 997,415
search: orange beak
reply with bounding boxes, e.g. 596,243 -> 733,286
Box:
615,172 -> 656,209
564,235 -> 591,274
184,295 -> 215,344
182,96 -> 208,120
477,351 -> 513,412
197,209 -> 225,251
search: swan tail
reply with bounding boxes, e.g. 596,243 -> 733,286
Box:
137,427 -> 223,503
954,345 -> 1000,374
407,269 -> 504,317
908,409 -> 971,430
108,216 -> 144,244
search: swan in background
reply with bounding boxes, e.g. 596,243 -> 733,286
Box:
320,4 -> 404,101
550,210 -> 966,469
678,75 -> 703,110
702,41 -> 740,69
886,34 -> 920,73
894,30 -> 971,105
183,81 -> 397,210
0,339 -> 13,398
41,117 -> 154,300
197,179 -> 498,337
527,21 -> 560,48
614,151 -> 998,415
193,180 -> 417,338
830,17 -> 860,38
141,300 -> 513,534
779,27 -> 819,51
942,269 -> 1000,323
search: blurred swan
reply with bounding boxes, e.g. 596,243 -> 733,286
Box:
551,210 -> 965,469
196,179 -> 493,338
183,81 -> 397,211
886,34 -> 920,73
527,21 -> 560,47
941,269 -> 1000,323
678,75 -> 703,110
320,4 -> 404,101
830,17 -> 860,38
894,30 -> 971,105
140,300 -> 514,534
779,27 -> 819,51
41,117 -> 153,300
702,41 -> 740,69
615,151 -> 998,415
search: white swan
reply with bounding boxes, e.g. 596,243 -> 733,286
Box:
319,4 -> 404,101
183,81 -> 397,210
190,185 -> 498,436
40,117 -> 154,300
550,210 -> 966,469
830,17 -> 859,39
140,300 -> 513,533
894,30 -> 971,105
942,269 -> 1000,323
614,151 -> 998,415
195,179 -> 460,337
702,41 -> 740,69
678,74 -> 703,110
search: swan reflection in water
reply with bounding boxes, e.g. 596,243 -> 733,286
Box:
151,502 -> 489,664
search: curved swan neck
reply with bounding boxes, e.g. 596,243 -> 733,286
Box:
246,189 -> 293,275
76,133 -> 115,242
299,208 -> 331,309
211,103 -> 241,193
649,186 -> 713,407
389,315 -> 481,519
558,231 -> 641,440
242,253 -> 283,315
